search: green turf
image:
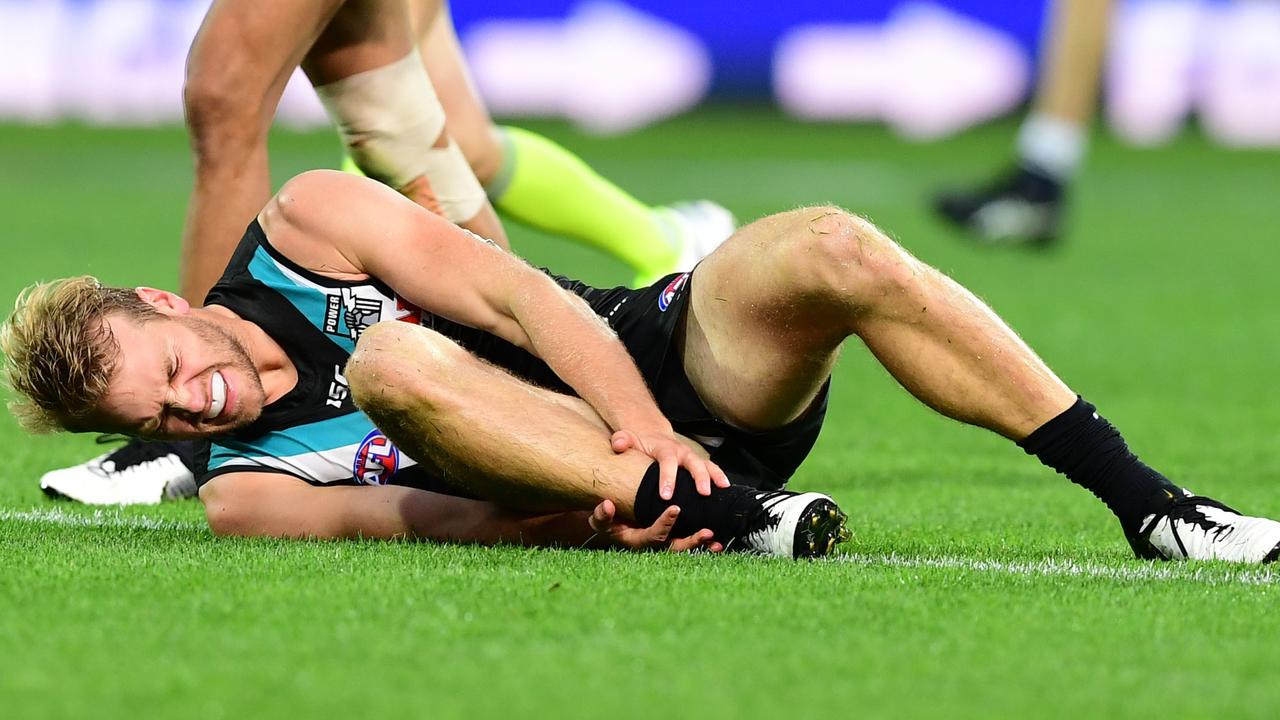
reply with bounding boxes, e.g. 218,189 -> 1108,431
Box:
2,113 -> 1279,719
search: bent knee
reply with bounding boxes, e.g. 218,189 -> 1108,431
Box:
183,65 -> 270,156
347,322 -> 461,415
350,320 -> 461,371
787,206 -> 922,297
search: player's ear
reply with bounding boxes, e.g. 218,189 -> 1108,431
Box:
135,287 -> 191,316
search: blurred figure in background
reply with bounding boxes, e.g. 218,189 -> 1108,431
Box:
934,0 -> 1111,246
181,0 -> 503,303
184,0 -> 728,303
39,0 -> 732,506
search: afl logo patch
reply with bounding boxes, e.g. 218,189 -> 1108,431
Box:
352,429 -> 400,485
657,272 -> 690,312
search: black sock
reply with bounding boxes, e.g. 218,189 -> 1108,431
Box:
633,463 -> 763,540
1018,396 -> 1181,533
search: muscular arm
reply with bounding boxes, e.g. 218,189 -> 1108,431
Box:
259,170 -> 672,437
200,471 -> 601,546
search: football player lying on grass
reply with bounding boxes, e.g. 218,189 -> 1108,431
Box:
5,170 -> 1280,560
37,0 -> 740,510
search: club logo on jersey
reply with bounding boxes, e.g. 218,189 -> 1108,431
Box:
657,272 -> 690,312
324,288 -> 385,340
352,429 -> 400,485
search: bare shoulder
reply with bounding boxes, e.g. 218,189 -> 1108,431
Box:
257,170 -> 402,280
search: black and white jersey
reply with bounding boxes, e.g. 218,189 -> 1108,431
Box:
199,220 -> 431,488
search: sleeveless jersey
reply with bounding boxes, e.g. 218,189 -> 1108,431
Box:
194,218 -> 813,493
199,220 -> 432,488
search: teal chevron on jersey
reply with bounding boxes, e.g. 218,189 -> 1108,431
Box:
198,221 -> 426,487
208,410 -> 399,480
245,245 -> 355,353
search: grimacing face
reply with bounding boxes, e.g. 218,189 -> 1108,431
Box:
89,311 -> 267,439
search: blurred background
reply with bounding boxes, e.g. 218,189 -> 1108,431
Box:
2,0 -> 1279,146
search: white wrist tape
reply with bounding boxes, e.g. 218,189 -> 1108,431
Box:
313,52 -> 486,222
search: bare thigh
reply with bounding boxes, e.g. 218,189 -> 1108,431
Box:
680,208 -> 853,430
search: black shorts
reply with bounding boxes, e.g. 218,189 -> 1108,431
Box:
425,270 -> 829,491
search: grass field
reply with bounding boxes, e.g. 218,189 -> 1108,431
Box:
2,112 -> 1279,719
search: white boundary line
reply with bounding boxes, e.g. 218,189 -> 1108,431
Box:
2,507 -> 1277,585
837,552 -> 1280,586
0,506 -> 206,532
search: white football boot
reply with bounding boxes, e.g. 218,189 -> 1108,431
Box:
737,490 -> 850,559
40,438 -> 198,506
1132,492 -> 1280,564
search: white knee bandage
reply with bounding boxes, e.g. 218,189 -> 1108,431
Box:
313,52 -> 486,223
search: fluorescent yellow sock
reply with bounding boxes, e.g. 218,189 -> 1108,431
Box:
341,154 -> 365,176
487,126 -> 677,282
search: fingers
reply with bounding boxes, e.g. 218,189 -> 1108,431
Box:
610,431 -> 636,453
625,505 -> 678,550
672,446 -> 722,496
648,505 -> 679,542
591,502 -> 725,554
657,447 -> 677,500
661,444 -> 714,498
588,499 -> 617,533
648,512 -> 726,554
710,460 -> 730,489
669,528 -> 717,553
677,446 -> 713,496
621,432 -> 732,500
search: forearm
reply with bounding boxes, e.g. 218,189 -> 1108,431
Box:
396,491 -> 607,547
204,477 -> 603,548
482,508 -> 605,548
511,278 -> 670,433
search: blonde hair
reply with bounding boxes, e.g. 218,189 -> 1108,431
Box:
0,276 -> 157,433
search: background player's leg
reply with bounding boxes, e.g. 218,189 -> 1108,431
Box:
181,0 -> 346,302
304,0 -> 509,248
1033,0 -> 1111,130
681,206 -> 1076,438
410,0 -> 501,185
934,0 -> 1112,246
413,1 -> 728,286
